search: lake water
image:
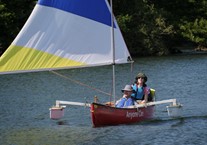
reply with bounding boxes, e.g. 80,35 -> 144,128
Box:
0,54 -> 207,145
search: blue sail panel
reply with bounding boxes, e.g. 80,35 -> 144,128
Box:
37,0 -> 114,27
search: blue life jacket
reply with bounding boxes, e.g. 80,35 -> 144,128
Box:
131,84 -> 145,100
131,84 -> 153,101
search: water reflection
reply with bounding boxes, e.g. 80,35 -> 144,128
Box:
171,118 -> 185,127
56,120 -> 69,125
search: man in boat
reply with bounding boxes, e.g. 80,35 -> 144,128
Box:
131,73 -> 152,103
115,85 -> 135,108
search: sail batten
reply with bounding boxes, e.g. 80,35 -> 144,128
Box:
0,0 -> 131,74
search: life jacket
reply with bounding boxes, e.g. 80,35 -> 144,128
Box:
131,84 -> 144,100
131,84 -> 153,101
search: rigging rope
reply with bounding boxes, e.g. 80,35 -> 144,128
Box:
50,70 -> 112,97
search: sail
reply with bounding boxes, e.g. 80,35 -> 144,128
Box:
0,0 -> 131,74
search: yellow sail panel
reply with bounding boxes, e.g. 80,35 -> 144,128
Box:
0,45 -> 85,73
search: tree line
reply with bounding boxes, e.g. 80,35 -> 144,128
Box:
0,0 -> 207,56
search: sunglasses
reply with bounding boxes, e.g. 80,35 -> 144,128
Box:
138,77 -> 144,79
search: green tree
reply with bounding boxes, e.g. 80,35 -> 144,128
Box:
0,0 -> 36,55
179,0 -> 207,50
180,18 -> 207,49
152,0 -> 207,51
114,0 -> 175,56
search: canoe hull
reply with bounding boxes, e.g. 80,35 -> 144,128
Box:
90,103 -> 155,127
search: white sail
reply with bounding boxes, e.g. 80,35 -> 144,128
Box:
0,0 -> 131,74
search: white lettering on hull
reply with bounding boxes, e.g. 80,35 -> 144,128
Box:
126,110 -> 144,119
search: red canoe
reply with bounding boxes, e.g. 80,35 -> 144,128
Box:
90,102 -> 155,127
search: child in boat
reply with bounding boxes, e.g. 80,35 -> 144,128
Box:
131,73 -> 152,103
115,85 -> 135,108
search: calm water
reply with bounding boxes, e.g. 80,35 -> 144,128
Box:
0,54 -> 207,145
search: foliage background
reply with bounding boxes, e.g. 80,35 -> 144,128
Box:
0,0 -> 207,56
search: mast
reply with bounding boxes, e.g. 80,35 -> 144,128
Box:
110,0 -> 116,103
